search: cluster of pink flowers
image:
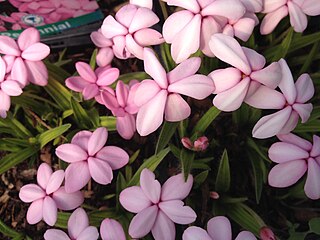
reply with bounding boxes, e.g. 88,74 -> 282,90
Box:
0,27 -> 50,117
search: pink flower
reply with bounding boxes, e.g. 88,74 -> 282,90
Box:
260,0 -> 320,34
100,218 -> 126,240
252,59 -> 314,139
135,48 -> 214,136
260,227 -> 276,240
100,3 -> 163,59
101,80 -> 139,140
19,163 -> 84,226
120,168 -> 196,239
55,127 -> 129,193
182,216 -> 257,240
268,133 -> 320,200
90,30 -> 114,67
209,34 -> 281,112
181,136 -> 209,151
44,208 -> 99,240
65,62 -> 119,101
0,12 -> 30,30
162,0 -> 246,63
0,27 -> 50,86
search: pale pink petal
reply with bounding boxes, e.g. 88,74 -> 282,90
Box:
171,14 -> 201,63
125,34 -> 144,60
260,6 -> 289,35
75,62 -> 96,83
268,142 -> 309,163
100,219 -> 126,240
167,57 -> 201,84
301,0 -> 320,15
96,68 -> 119,86
182,226 -> 211,240
96,48 -> 114,67
242,47 -> 265,71
163,10 -> 194,43
201,0 -> 246,20
90,31 -> 113,48
0,57 -> 5,81
88,127 -> 107,156
115,81 -> 128,108
96,146 -> 129,170
278,110 -> 299,134
55,143 -> 88,163
292,0 -> 304,6
134,28 -> 164,46
0,90 -> 10,117
19,184 -> 45,203
114,4 -> 138,28
263,0 -> 287,13
21,43 -> 50,61
235,231 -> 257,240
136,90 -> 167,136
310,135 -> 320,157
44,229 -> 70,240
143,48 -> 167,88
129,205 -> 158,238
68,208 -> 89,239
288,1 -> 308,32
77,226 -> 99,240
252,106 -> 292,139
140,169 -> 161,204
240,0 -> 262,12
24,60 -> 48,86
233,17 -> 255,41
88,157 -> 113,185
277,133 -> 312,151
65,76 -> 90,92
166,0 -> 200,12
165,93 -> 191,122
134,80 -> 160,107
65,161 -> 91,193
37,163 -> 53,190
200,16 -> 221,57
1,80 -> 23,96
159,200 -> 197,224
130,0 -> 152,8
52,187 -> 84,210
168,74 -> 215,99
161,173 -> 193,201
223,24 -> 235,38
213,77 -> 250,112
101,90 -> 119,111
116,114 -> 136,140
295,73 -> 314,103
11,57 -> 28,87
113,35 -> 132,59
292,103 -> 313,123
27,198 -> 43,224
129,7 -> 159,33
43,196 -> 57,226
268,160 -> 307,187
207,216 -> 232,240
120,186 -> 152,213
17,27 -> 40,51
71,130 -> 92,151
101,16 -> 128,39
0,36 -> 20,56
46,170 -> 64,195
245,84 -> 286,109
251,62 -> 282,89
209,68 -> 242,94
304,158 -> 320,200
151,210 -> 176,240
209,34 -> 251,75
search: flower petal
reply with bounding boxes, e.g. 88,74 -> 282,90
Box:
46,170 -> 64,195
27,198 -> 43,225
11,57 -> 28,87
151,210 -> 176,240
200,16 -> 221,57
233,17 -> 256,41
77,226 -> 99,240
166,0 -> 200,12
19,184 -> 45,203
21,43 -> 50,61
56,143 -> 88,163
165,93 -> 191,122
250,62 -> 282,89
305,158 -> 320,200
17,27 -> 40,51
295,73 -> 314,103
129,7 -> 159,33
161,173 -> 193,201
52,187 -> 84,210
209,67 -> 242,94
95,146 -> 129,170
75,61 -> 96,83
25,60 -> 48,86
71,130 -> 92,151
167,57 -> 201,84
88,157 -> 113,185
96,68 -> 119,87
134,80 -> 160,107
130,0 -> 153,9
68,208 -> 89,239
268,142 -> 309,163
201,0 -> 246,20
159,200 -> 197,224
277,133 -> 312,151
310,135 -> 320,157
65,76 -> 90,92
134,29 -> 164,46
100,218 -> 126,240
140,169 -> 161,204
260,6 -> 288,35
120,186 -> 152,213
235,231 -> 257,240
288,1 -> 308,32
207,216 -> 232,240
88,127 -> 108,156
37,163 -> 53,190
292,103 -> 313,123
43,196 -> 57,226
101,15 -> 128,39
301,0 -> 320,15
242,47 -> 266,71
0,36 -> 20,56
90,31 -> 113,48
125,34 -> 144,60
65,161 -> 91,193
182,226 -> 211,240
44,229 -> 70,240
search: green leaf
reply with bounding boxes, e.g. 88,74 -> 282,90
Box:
129,149 -> 140,164
116,172 -> 127,211
89,49 -> 98,69
0,116 -> 32,138
160,42 -> 176,71
248,152 -> 266,204
299,41 -> 319,74
215,149 -> 230,193
38,124 -> 71,148
309,218 -> 320,235
113,72 -> 149,87
191,106 -> 220,139
100,116 -> 117,131
180,148 -> 195,180
272,28 -> 294,61
127,147 -> 170,186
155,121 -> 179,154
0,146 -> 39,174
0,219 -> 23,238
194,170 -> 209,188
246,137 -> 270,162
70,98 -> 93,129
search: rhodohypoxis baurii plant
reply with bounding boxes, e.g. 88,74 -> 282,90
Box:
19,163 -> 84,226
55,127 -> 129,193
90,29 -> 114,67
119,168 -> 196,240
182,216 -> 257,240
44,208 -> 99,240
268,133 -> 320,200
135,48 -> 214,136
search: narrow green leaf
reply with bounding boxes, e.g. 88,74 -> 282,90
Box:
215,149 -> 230,193
191,106 -> 220,139
0,116 -> 33,138
155,121 -> 179,154
309,218 -> 320,234
272,28 -> 294,61
180,148 -> 195,180
116,172 -> 127,211
38,124 -> 71,148
99,116 -> 117,131
0,219 -> 23,238
299,41 -> 319,74
160,42 -> 176,71
127,148 -> 170,186
89,49 -> 98,69
194,170 -> 209,188
70,98 -> 93,129
129,149 -> 140,164
0,146 -> 39,174
246,137 -> 270,162
248,152 -> 265,204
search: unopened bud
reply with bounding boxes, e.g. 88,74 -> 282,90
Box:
194,136 -> 209,151
181,137 -> 193,150
260,227 -> 276,240
209,191 -> 220,199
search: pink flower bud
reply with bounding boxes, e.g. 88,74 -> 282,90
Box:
194,136 -> 209,151
209,191 -> 220,199
260,227 -> 276,240
181,137 -> 193,150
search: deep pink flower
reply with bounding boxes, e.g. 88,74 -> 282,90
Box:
252,59 -> 314,139
19,163 -> 84,226
260,227 -> 276,240
181,136 -> 209,151
55,127 -> 129,193
209,34 -> 281,112
44,208 -> 99,240
0,27 -> 50,86
135,48 -> 214,136
90,30 -> 114,67
102,80 -> 139,140
65,62 -> 119,101
162,0 -> 246,63
268,133 -> 320,200
260,0 -> 320,34
100,3 -> 163,59
120,168 -> 196,239
183,216 -> 256,240
100,218 -> 126,240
